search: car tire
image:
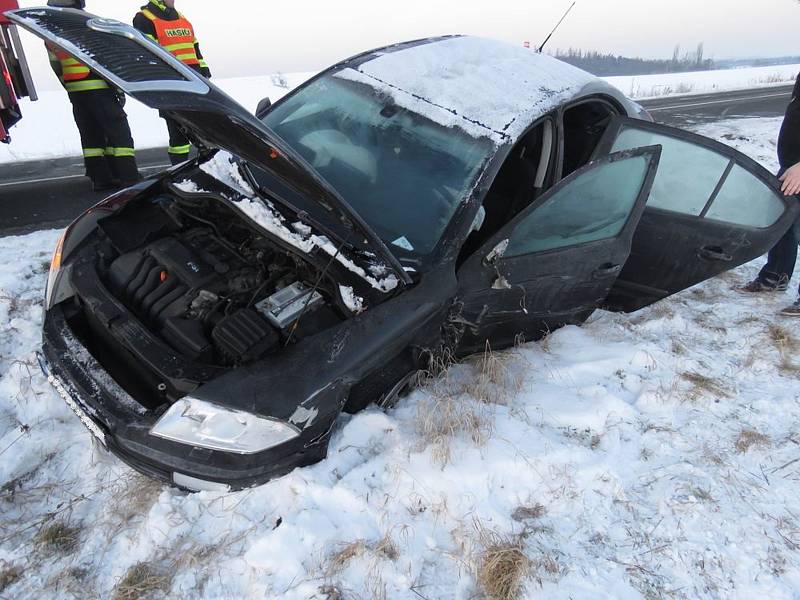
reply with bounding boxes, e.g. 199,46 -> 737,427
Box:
377,369 -> 421,410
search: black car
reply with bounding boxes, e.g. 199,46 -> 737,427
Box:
9,8 -> 798,491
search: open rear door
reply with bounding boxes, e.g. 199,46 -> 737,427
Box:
593,117 -> 799,312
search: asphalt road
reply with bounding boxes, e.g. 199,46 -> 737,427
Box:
0,84 -> 794,237
640,84 -> 793,127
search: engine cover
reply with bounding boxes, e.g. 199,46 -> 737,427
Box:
106,232 -> 249,327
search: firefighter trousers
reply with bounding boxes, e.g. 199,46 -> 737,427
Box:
162,113 -> 192,165
69,89 -> 140,185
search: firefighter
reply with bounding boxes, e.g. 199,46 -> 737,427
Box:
133,0 -> 211,165
46,0 -> 140,191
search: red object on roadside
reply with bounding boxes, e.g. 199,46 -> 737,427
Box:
0,1 -> 19,26
0,1 -> 38,142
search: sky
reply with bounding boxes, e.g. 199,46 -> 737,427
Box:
12,0 -> 800,91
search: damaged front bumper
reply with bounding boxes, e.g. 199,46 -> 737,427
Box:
38,305 -> 333,492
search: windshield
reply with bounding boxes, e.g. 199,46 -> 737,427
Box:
260,74 -> 493,258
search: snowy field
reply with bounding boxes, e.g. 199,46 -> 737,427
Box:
1,61 -> 797,164
606,62 -> 800,99
0,72 -> 314,165
0,117 -> 799,599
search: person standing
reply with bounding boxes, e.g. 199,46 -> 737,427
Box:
133,0 -> 211,165
46,0 -> 140,191
741,73 -> 800,316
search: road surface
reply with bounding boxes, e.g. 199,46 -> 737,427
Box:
641,84 -> 793,127
0,84 -> 794,236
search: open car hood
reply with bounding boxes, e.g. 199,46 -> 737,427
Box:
6,7 -> 410,286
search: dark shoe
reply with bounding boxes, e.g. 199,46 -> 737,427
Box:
780,299 -> 800,317
740,276 -> 789,293
117,176 -> 143,188
92,179 -> 119,192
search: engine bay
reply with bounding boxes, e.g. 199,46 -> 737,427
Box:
92,195 -> 346,368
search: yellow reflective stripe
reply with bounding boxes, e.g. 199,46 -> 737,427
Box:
65,80 -> 110,92
175,52 -> 198,61
62,66 -> 90,76
198,60 -> 208,68
141,8 -> 157,20
145,33 -> 157,42
109,147 -> 136,157
104,147 -> 136,157
62,58 -> 82,66
83,148 -> 105,158
168,144 -> 191,154
164,42 -> 196,52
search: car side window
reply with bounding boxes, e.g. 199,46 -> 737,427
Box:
610,127 -> 729,215
705,163 -> 785,228
505,154 -> 651,257
610,125 -> 786,229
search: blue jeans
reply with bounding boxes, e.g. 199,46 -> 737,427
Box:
758,208 -> 800,295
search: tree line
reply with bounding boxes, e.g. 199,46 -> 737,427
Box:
551,44 -> 715,76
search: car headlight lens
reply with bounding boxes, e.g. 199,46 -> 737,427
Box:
45,230 -> 67,309
150,397 -> 300,454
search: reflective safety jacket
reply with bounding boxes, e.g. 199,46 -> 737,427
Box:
46,42 -> 109,93
133,1 -> 210,77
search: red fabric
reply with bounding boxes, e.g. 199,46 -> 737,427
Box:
0,0 -> 19,26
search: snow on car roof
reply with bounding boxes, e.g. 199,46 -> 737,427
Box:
334,36 -> 596,145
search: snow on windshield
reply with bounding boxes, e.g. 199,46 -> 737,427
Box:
336,36 -> 595,144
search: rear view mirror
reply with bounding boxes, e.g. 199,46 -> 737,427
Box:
255,97 -> 272,119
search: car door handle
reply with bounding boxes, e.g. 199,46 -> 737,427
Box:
592,263 -> 622,279
698,246 -> 733,262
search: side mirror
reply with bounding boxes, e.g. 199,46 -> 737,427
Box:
255,97 -> 272,119
483,239 -> 509,267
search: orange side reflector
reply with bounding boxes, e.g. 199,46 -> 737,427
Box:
160,271 -> 168,282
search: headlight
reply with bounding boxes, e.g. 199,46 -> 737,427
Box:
45,230 -> 67,309
150,397 -> 300,454
43,186 -> 143,310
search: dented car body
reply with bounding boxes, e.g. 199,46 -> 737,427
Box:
10,8 -> 799,491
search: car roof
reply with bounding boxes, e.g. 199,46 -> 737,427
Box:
333,35 -> 601,145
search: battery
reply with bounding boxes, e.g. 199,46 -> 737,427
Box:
254,281 -> 324,329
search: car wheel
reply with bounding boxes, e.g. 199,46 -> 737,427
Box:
378,370 -> 421,410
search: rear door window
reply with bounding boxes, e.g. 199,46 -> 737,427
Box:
609,127 -> 730,216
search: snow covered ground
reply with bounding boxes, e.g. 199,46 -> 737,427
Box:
1,61 -> 797,164
0,72 -> 314,165
606,62 -> 800,100
0,118 -> 799,599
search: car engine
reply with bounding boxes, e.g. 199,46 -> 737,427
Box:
97,197 -> 341,367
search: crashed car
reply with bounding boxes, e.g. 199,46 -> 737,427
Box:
9,7 -> 798,491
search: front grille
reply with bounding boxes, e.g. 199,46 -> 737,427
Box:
16,9 -> 187,83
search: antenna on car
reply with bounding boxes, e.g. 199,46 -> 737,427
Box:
538,1 -> 577,53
